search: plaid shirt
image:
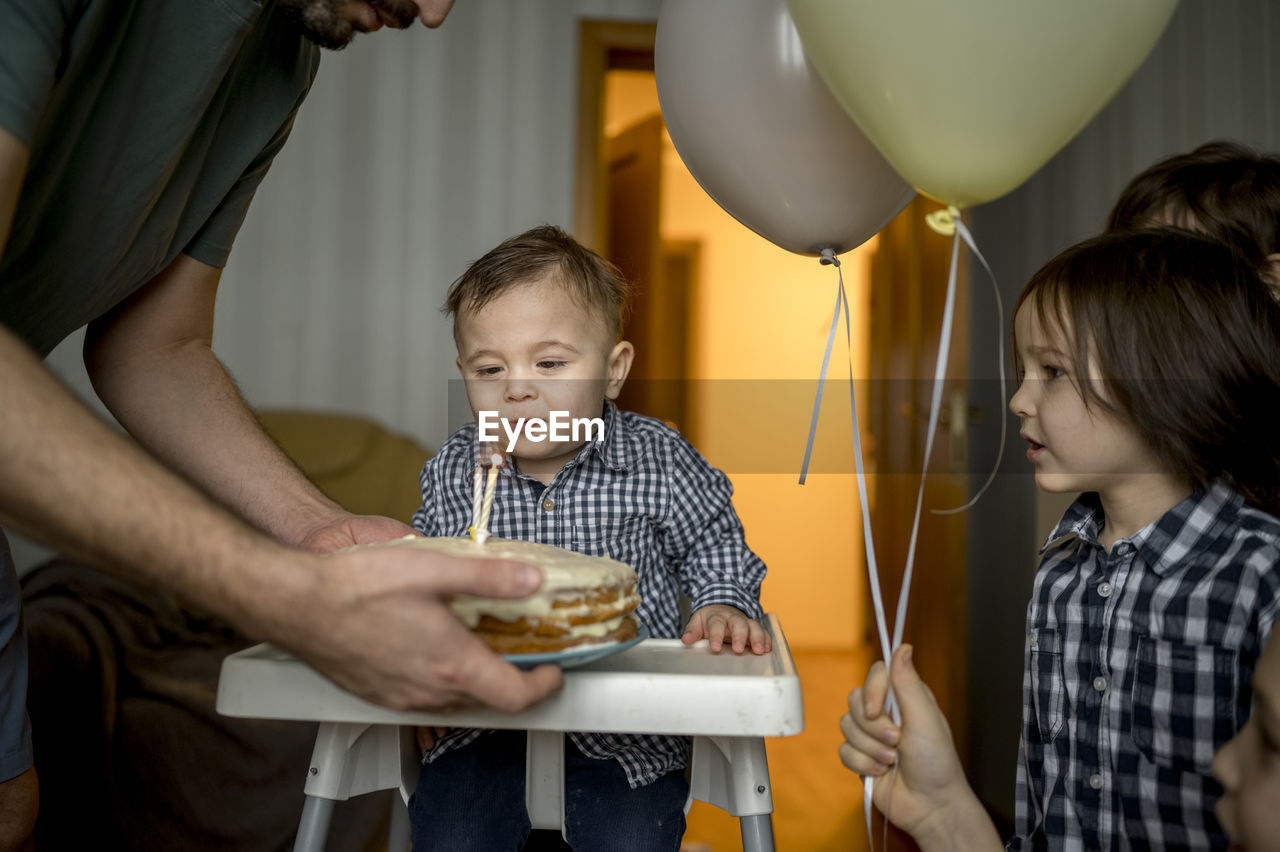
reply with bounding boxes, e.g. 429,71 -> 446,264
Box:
1011,483 -> 1280,852
411,402 -> 766,788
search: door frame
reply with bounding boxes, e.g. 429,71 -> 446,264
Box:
574,20 -> 658,252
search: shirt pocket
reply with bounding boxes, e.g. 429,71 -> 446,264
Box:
571,517 -> 654,570
1130,636 -> 1239,774
1028,627 -> 1066,744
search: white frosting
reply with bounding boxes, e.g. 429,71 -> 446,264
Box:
362,535 -> 638,628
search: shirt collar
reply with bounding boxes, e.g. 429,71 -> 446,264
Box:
1040,493 -> 1104,554
1039,483 -> 1244,576
498,400 -> 630,480
589,400 -> 630,473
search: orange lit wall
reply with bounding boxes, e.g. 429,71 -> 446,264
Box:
606,72 -> 874,652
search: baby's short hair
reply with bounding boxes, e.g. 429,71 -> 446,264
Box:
444,225 -> 631,341
1107,140 -> 1280,276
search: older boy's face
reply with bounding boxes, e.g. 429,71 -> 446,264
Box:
1213,635 -> 1280,851
455,275 -> 632,483
1008,297 -> 1167,500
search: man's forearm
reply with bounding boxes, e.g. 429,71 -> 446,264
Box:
0,323 -> 310,636
83,255 -> 349,548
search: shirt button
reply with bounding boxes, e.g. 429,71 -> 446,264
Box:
1089,773 -> 1104,790
1092,676 -> 1107,692
1097,582 -> 1113,598
1029,632 -> 1038,650
541,498 -> 555,512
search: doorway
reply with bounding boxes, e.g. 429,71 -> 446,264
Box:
577,20 -> 971,852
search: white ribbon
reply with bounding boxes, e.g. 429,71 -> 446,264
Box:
798,213 -> 1003,850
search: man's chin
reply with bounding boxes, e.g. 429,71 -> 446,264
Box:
281,0 -> 394,51
303,28 -> 356,51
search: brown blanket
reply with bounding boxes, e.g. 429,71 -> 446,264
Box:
21,558 -> 390,852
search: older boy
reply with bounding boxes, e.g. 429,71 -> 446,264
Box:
408,225 -> 770,852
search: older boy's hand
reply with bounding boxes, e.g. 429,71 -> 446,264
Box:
839,645 -> 1002,852
682,604 -> 772,655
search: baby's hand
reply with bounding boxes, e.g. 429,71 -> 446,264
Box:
682,605 -> 772,655
415,725 -> 449,755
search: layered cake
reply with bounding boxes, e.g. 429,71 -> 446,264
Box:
361,535 -> 640,654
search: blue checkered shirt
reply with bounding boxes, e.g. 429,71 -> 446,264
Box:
1010,483 -> 1280,851
411,402 -> 766,787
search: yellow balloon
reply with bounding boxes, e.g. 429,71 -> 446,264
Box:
785,0 -> 1179,208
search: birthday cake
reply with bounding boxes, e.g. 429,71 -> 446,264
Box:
359,535 -> 641,654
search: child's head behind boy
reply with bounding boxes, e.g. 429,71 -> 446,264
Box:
1108,140 -> 1280,290
1010,228 -> 1280,542
445,225 -> 634,484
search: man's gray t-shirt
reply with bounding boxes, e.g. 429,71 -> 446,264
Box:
0,0 -> 320,356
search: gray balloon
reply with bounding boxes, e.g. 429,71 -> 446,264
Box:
655,0 -> 915,257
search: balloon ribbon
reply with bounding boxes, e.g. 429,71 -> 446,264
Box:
797,209 -> 1004,848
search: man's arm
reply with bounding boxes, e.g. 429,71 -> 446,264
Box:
82,252 -> 393,552
0,127 -> 561,712
0,316 -> 562,709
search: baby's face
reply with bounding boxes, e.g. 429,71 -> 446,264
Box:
1213,634 -> 1280,851
454,274 -> 632,483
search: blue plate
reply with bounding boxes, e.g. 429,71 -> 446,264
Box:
504,622 -> 650,670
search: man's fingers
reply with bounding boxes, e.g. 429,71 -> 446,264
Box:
730,617 -> 749,653
442,644 -> 564,713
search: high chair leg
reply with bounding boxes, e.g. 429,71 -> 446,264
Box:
387,795 -> 411,852
293,797 -> 334,852
690,736 -> 776,852
525,730 -> 566,831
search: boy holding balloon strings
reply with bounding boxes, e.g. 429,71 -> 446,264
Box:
839,141 -> 1280,850
841,227 -> 1280,851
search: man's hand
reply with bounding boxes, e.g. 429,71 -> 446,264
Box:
681,604 -> 772,655
274,546 -> 563,713
838,645 -> 1002,852
295,513 -> 417,553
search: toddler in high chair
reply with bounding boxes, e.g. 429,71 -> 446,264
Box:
407,225 -> 770,852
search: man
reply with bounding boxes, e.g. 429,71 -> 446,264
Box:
0,1 -> 562,848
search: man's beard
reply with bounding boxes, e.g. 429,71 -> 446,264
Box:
278,0 -> 419,50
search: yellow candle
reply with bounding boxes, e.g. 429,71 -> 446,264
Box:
474,452 -> 504,545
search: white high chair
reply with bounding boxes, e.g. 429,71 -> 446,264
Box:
216,613 -> 803,852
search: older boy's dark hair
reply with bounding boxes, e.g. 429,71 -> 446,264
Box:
1016,229 -> 1280,513
444,225 -> 631,340
1107,140 -> 1280,278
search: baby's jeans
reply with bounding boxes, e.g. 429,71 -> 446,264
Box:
408,728 -> 688,852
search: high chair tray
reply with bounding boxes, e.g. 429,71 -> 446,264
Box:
217,612 -> 803,738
